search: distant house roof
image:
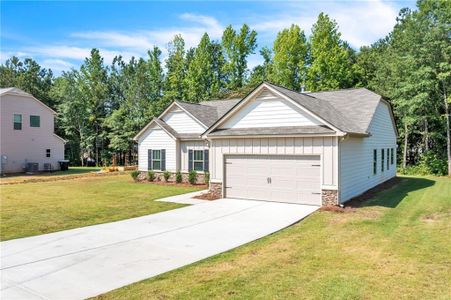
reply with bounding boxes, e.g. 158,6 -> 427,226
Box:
0,87 -> 57,114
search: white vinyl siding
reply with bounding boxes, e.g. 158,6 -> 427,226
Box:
221,89 -> 322,129
210,136 -> 338,189
339,102 -> 397,203
180,140 -> 208,172
162,107 -> 205,133
137,125 -> 176,172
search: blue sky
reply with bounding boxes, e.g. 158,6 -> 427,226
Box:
1,1 -> 416,74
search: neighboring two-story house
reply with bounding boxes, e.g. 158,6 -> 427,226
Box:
0,88 -> 65,173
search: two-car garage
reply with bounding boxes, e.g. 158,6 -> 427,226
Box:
224,155 -> 322,206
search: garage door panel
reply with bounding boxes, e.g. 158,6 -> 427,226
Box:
225,155 -> 321,206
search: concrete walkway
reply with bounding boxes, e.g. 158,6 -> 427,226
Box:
1,198 -> 318,300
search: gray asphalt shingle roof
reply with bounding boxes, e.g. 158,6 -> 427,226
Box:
307,88 -> 381,134
207,126 -> 335,137
266,83 -> 369,134
176,99 -> 241,128
137,82 -> 384,140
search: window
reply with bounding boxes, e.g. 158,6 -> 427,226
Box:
387,148 -> 390,170
46,149 -> 51,158
152,150 -> 161,170
13,114 -> 22,130
391,148 -> 394,165
30,115 -> 40,127
193,150 -> 204,171
381,149 -> 385,172
373,149 -> 377,175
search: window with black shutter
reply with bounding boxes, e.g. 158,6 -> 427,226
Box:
373,149 -> 377,175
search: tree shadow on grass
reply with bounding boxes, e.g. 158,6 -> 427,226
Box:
346,176 -> 435,209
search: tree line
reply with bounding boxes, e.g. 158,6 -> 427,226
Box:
1,0 -> 449,175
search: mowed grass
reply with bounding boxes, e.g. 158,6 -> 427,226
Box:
96,176 -> 451,300
0,174 -> 203,241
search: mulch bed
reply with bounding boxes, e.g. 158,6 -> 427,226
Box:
193,190 -> 221,201
135,180 -> 207,188
319,177 -> 402,213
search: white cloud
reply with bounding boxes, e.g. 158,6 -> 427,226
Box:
249,0 -> 399,48
70,13 -> 224,54
40,59 -> 75,72
71,31 -> 154,50
28,46 -> 139,64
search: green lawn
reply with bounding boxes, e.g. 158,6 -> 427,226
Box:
0,174 -> 203,241
96,175 -> 451,300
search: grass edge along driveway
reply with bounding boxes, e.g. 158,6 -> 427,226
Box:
95,175 -> 451,300
1,174 -> 204,241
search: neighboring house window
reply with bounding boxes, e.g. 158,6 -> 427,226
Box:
391,148 -> 394,165
30,115 -> 40,127
46,149 -> 51,158
373,149 -> 377,175
381,149 -> 385,172
152,150 -> 161,170
13,114 -> 22,130
189,149 -> 209,172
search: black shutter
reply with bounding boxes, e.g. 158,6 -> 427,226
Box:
148,149 -> 153,170
204,149 -> 209,172
161,149 -> 166,171
188,149 -> 193,171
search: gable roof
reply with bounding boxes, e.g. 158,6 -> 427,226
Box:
135,82 -> 391,141
133,118 -> 178,141
203,82 -> 389,137
267,83 -> 364,134
0,87 -> 57,114
134,98 -> 240,140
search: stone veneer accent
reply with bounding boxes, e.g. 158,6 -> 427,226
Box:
137,171 -> 206,184
209,182 -> 223,198
322,189 -> 339,206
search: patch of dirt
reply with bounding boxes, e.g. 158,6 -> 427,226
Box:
0,171 -> 124,185
344,177 -> 402,208
193,190 -> 220,200
319,205 -> 355,213
421,211 -> 451,223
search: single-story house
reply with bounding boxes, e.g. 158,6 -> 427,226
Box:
0,87 -> 66,173
134,82 -> 397,206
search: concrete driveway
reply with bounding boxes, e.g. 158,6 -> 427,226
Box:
1,198 -> 318,300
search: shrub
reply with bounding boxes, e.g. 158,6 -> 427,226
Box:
204,172 -> 210,184
163,171 -> 171,182
147,170 -> 155,182
399,152 -> 448,176
188,170 -> 197,185
176,171 -> 182,183
130,170 -> 140,181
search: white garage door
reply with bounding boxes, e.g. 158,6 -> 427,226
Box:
225,155 -> 321,206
